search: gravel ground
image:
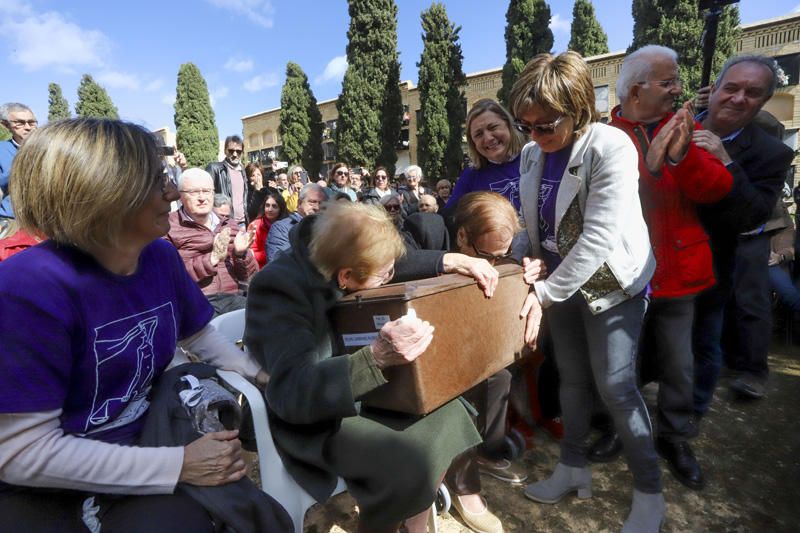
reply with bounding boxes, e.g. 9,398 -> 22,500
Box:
290,340 -> 800,532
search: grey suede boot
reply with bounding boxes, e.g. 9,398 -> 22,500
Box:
621,489 -> 665,533
523,463 -> 592,504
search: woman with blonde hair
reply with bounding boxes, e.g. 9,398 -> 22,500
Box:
0,118 -> 270,531
445,98 -> 526,214
244,201 -> 481,533
510,52 -> 663,532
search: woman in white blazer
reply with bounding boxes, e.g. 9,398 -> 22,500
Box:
510,51 -> 664,533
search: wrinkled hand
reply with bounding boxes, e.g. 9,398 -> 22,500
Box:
234,227 -> 255,255
210,228 -> 231,267
179,430 -> 246,486
666,104 -> 694,164
645,117 -> 676,174
692,129 -> 731,164
769,251 -> 783,267
442,253 -> 499,298
522,257 -> 547,285
370,314 -> 434,369
694,85 -> 712,110
519,292 -> 543,349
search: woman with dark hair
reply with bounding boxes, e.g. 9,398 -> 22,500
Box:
444,99 -> 527,214
363,166 -> 393,205
248,187 -> 289,268
244,162 -> 273,224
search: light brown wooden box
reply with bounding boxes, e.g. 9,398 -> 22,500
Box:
332,264 -> 528,415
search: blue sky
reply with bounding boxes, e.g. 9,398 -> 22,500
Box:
1,0 -> 797,139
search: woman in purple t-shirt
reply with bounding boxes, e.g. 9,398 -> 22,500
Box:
445,99 -> 527,214
0,119 -> 269,531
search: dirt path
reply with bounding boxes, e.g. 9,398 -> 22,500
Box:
302,342 -> 800,532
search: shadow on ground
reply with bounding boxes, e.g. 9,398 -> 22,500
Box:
302,340 -> 800,532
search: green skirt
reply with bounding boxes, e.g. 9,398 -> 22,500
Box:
325,398 -> 481,527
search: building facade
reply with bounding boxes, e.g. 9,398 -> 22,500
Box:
242,12 -> 800,180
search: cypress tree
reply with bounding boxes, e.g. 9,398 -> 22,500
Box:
569,0 -> 609,57
174,62 -> 220,168
279,62 -> 324,179
629,0 -> 740,101
47,83 -> 71,122
497,0 -> 554,107
336,0 -> 402,169
75,74 -> 119,119
378,56 -> 403,176
444,20 -> 467,178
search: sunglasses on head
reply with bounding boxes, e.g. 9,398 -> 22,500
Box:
513,115 -> 566,136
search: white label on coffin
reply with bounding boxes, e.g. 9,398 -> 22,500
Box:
342,332 -> 379,347
372,315 -> 390,330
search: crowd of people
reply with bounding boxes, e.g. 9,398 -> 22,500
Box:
0,45 -> 794,533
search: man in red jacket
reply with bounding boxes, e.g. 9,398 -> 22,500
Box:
594,45 -> 734,491
166,168 -> 257,317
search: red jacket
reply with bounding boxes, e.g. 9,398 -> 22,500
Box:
247,216 -> 273,269
610,106 -> 733,298
166,209 -> 257,296
0,229 -> 41,262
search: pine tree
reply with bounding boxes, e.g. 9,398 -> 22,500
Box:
75,74 -> 119,119
174,63 -> 220,168
629,0 -> 740,101
336,0 -> 403,169
497,0 -> 554,107
569,0 -> 609,57
417,3 -> 465,182
279,62 -> 323,179
47,83 -> 71,122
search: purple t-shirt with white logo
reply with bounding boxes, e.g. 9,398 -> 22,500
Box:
538,144 -> 573,273
0,239 -> 213,445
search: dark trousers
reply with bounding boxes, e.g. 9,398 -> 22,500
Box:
462,369 -> 512,461
0,488 -> 213,533
725,234 -> 772,377
206,292 -> 247,318
769,265 -> 800,311
639,296 -> 696,442
547,292 -> 661,494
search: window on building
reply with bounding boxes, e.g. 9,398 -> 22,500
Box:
774,53 -> 800,87
263,130 -> 274,145
249,134 -> 260,147
397,128 -> 410,150
594,85 -> 609,113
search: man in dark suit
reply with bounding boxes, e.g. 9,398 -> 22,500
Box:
692,55 -> 795,412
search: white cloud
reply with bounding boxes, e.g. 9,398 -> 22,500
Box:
315,55 -> 348,84
209,86 -> 230,107
243,73 -> 278,92
225,56 -> 254,72
794,4 -> 800,12
0,7 -> 110,71
549,13 -> 571,33
206,0 -> 274,29
161,93 -> 176,106
97,70 -> 141,91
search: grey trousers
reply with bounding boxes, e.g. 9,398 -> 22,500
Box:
546,292 -> 662,494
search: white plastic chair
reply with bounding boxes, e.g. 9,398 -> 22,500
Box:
211,310 -> 441,533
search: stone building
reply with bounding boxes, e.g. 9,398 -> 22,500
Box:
242,12 -> 800,180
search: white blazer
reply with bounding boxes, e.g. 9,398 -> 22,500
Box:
520,122 -> 655,315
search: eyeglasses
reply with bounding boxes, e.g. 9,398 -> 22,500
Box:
384,204 -> 401,212
637,78 -> 681,89
292,170 -> 302,175
8,119 -> 38,128
370,265 -> 395,286
513,116 -> 566,136
226,149 -> 243,155
471,243 -> 513,263
179,188 -> 214,197
161,173 -> 178,194
375,175 -> 388,180
335,170 -> 349,176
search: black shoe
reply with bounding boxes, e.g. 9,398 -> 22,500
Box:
656,438 -> 705,490
730,373 -> 767,399
587,432 -> 623,463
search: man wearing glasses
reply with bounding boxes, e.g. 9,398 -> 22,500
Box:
166,168 -> 257,317
599,45 -> 734,492
0,103 -> 38,220
206,135 -> 251,227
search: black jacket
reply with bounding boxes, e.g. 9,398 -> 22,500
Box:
206,161 -> 264,225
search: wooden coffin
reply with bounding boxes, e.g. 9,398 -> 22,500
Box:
332,263 -> 529,415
